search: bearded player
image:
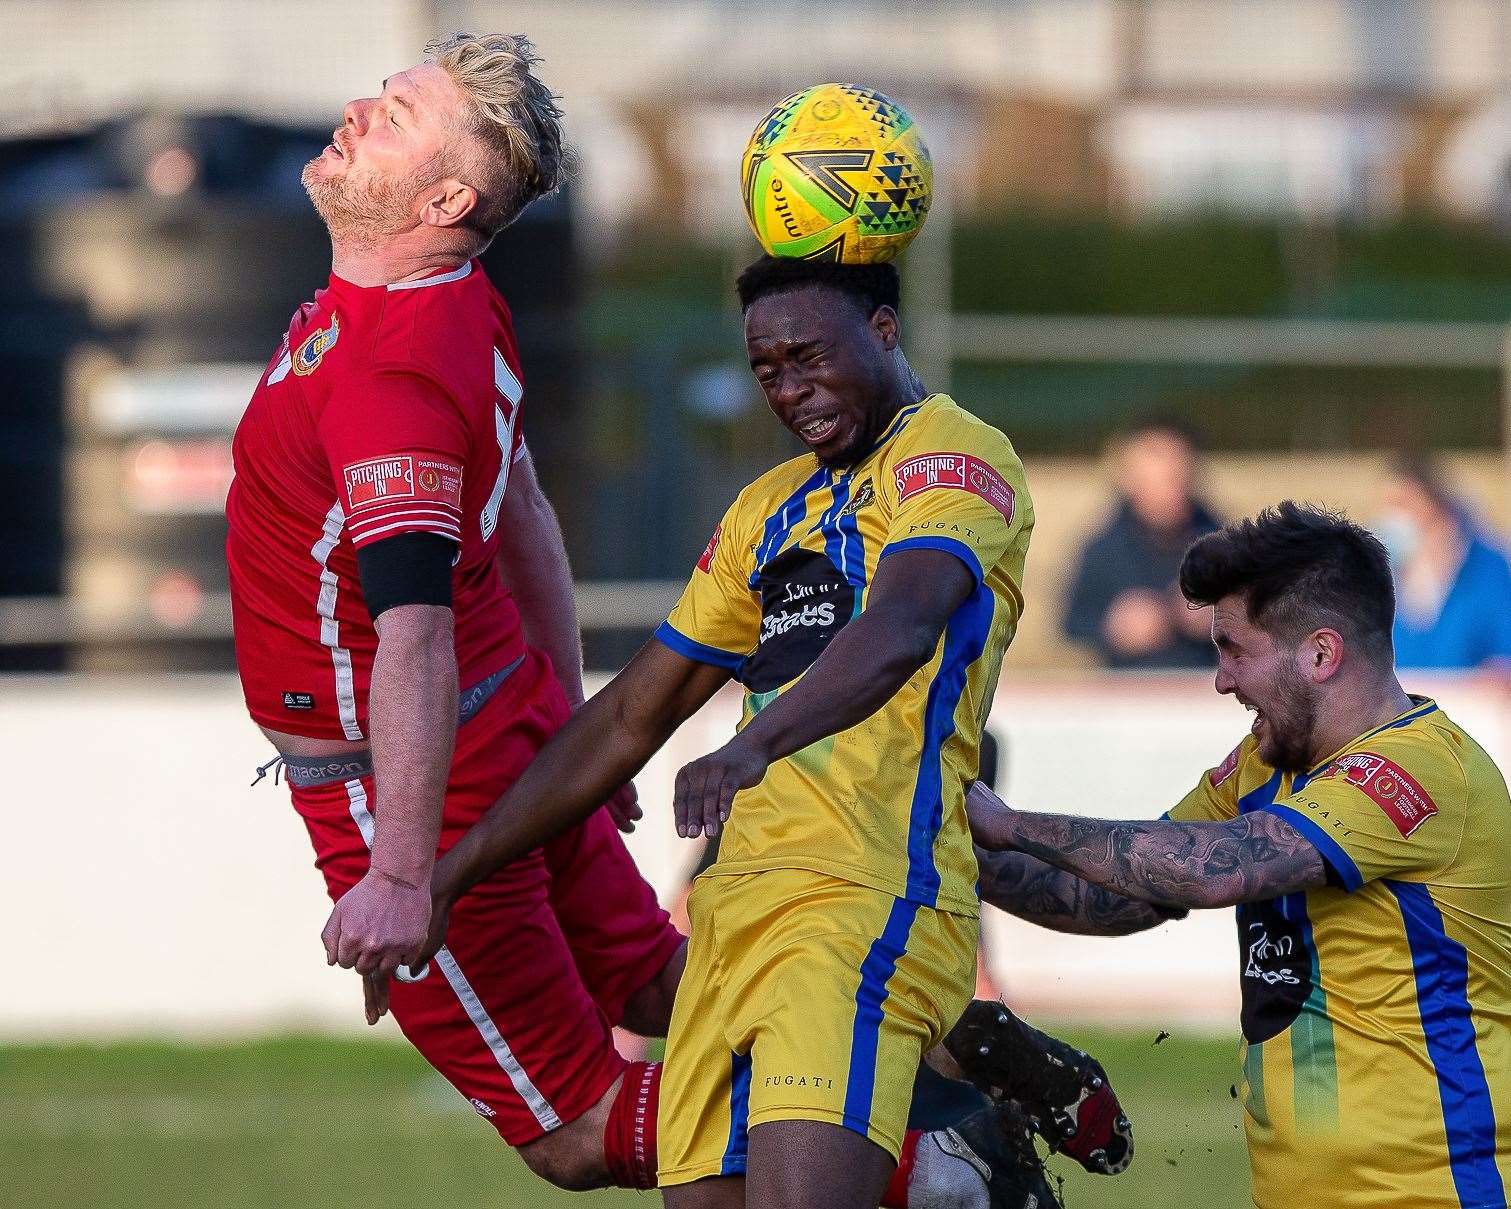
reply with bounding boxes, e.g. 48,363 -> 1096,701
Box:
389,256 -> 1165,1209
226,34 -> 687,1191
970,504 -> 1511,1208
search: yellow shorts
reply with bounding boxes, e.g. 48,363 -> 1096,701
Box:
657,867 -> 978,1187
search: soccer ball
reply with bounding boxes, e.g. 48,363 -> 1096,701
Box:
740,83 -> 932,264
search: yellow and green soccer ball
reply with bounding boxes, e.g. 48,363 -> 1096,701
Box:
740,83 -> 933,264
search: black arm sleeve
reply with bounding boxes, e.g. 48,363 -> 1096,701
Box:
355,532 -> 455,618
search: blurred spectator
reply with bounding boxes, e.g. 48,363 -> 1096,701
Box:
1064,422 -> 1221,668
1376,456 -> 1511,670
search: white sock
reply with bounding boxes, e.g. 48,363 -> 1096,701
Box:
906,1130 -> 991,1209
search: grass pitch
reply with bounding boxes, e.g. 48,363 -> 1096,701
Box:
0,1028 -> 1250,1207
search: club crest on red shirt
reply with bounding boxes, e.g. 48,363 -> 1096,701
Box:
895,452 -> 1015,522
1317,751 -> 1438,836
292,314 -> 340,376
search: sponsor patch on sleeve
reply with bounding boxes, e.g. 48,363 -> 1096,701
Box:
1209,742 -> 1243,787
1318,751 -> 1438,836
414,458 -> 464,508
342,455 -> 462,513
696,523 -> 722,573
895,452 -> 1015,522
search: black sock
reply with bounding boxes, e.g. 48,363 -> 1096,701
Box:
907,1060 -> 993,1132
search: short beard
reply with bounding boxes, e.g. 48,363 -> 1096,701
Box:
301,157 -> 423,243
1260,669 -> 1320,773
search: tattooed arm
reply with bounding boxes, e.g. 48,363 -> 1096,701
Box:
968,783 -> 1327,911
974,843 -> 1184,935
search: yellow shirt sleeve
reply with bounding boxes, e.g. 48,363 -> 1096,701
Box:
656,495 -> 761,674
876,403 -> 1030,588
1258,740 -> 1466,891
1166,738 -> 1250,822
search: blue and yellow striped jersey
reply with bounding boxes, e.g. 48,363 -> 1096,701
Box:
655,394 -> 1034,916
1171,698 -> 1511,1208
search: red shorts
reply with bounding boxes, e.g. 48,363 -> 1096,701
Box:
291,647 -> 685,1145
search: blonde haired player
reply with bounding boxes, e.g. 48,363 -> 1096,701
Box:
299,32 -> 565,262
229,33 -> 688,1192
242,34 -> 1139,1206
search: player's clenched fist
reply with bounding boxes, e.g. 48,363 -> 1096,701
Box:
321,869 -> 432,978
604,781 -> 644,834
674,738 -> 769,840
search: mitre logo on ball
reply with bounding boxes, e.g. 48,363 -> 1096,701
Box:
740,83 -> 933,264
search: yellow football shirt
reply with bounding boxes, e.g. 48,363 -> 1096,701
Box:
1170,698 -> 1511,1208
656,394 -> 1034,916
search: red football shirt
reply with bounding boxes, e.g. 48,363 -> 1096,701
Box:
227,259 -> 528,740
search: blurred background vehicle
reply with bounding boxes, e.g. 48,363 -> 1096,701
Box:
2,3 -> 1509,1207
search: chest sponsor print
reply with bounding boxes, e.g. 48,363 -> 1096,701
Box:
741,547 -> 854,693
1238,899 -> 1314,1044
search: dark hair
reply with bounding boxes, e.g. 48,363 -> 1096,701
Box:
736,255 -> 900,317
1179,502 -> 1395,664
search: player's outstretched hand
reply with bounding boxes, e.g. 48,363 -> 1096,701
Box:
674,738 -> 769,840
321,868 -> 431,980
605,781 -> 644,833
966,779 -> 1017,851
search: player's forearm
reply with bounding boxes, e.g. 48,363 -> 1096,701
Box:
436,649 -> 691,900
497,469 -> 586,708
973,845 -> 1179,935
735,600 -> 941,764
367,606 -> 458,887
970,787 -> 1324,910
974,803 -> 1230,909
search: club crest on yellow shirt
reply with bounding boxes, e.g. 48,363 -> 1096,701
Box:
839,478 -> 874,518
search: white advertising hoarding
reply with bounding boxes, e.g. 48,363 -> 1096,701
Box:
1,671 -> 1503,1038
